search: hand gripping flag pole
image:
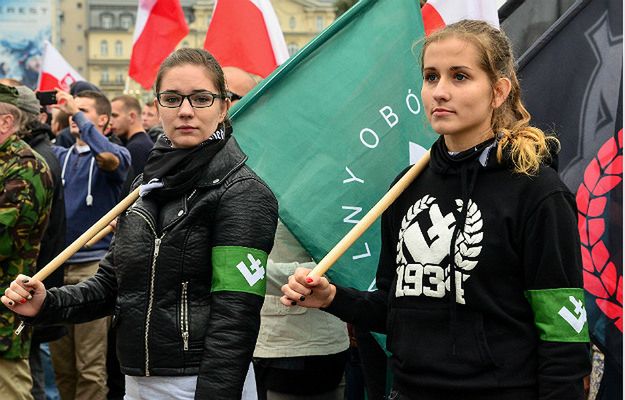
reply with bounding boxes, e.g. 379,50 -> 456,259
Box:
308,150 -> 430,279
15,187 -> 141,335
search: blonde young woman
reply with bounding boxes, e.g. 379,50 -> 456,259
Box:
281,20 -> 590,400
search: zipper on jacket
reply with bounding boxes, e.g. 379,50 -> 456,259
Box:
144,237 -> 161,376
180,281 -> 189,351
130,207 -> 164,377
129,207 -> 157,236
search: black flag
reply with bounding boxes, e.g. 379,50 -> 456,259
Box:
518,0 -> 622,398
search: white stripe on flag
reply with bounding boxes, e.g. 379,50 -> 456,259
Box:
254,0 -> 289,64
133,0 -> 158,44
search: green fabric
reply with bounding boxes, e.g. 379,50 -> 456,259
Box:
211,246 -> 268,297
230,0 -> 432,359
231,0 -> 436,294
0,137 -> 53,359
0,84 -> 19,107
525,288 -> 590,342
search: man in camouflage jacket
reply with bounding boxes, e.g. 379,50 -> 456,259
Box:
0,83 -> 53,398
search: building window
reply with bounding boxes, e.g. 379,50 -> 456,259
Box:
182,41 -> 190,48
120,14 -> 134,30
100,40 -> 108,56
77,45 -> 83,52
116,69 -> 124,83
289,16 -> 296,30
287,43 -> 298,56
77,2 -> 82,9
101,67 -> 109,83
316,16 -> 324,31
115,40 -> 123,56
101,13 -> 114,29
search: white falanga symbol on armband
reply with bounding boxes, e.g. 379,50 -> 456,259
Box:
236,254 -> 265,286
558,296 -> 587,333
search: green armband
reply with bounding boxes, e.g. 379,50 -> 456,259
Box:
525,288 -> 590,342
212,246 -> 268,297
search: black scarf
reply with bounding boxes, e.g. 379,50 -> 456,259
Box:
142,124 -> 231,200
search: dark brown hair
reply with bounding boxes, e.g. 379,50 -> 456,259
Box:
75,90 -> 112,117
154,48 -> 227,99
75,90 -> 111,130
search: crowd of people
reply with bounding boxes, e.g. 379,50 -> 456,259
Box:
0,20 -> 591,400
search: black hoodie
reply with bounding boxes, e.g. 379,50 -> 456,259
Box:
326,136 -> 590,400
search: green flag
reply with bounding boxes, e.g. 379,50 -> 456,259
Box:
231,0 -> 437,291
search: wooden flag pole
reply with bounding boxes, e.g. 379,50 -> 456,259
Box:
308,150 -> 430,278
84,225 -> 114,248
32,187 -> 139,281
15,187 -> 140,335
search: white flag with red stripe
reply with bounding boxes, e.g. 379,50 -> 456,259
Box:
129,0 -> 189,89
422,0 -> 499,36
203,0 -> 289,78
37,41 -> 85,92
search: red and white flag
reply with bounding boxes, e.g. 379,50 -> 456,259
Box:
129,0 -> 189,89
37,41 -> 85,92
421,0 -> 500,36
204,0 -> 289,78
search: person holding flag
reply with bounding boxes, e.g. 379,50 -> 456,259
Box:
282,20 -> 590,400
2,48 -> 278,400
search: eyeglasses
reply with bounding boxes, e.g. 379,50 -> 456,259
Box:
227,91 -> 243,101
156,91 -> 226,108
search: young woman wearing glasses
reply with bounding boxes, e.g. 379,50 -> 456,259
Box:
281,20 -> 590,400
3,48 -> 278,400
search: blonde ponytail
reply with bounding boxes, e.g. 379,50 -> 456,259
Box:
493,71 -> 559,175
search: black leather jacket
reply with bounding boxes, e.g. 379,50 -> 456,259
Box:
30,137 -> 278,399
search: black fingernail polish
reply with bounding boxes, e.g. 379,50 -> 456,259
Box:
8,301 -> 13,306
299,296 -> 305,301
29,290 -> 35,295
22,279 -> 29,283
290,301 -> 297,306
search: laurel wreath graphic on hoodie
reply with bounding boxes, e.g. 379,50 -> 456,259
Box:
395,195 -> 483,304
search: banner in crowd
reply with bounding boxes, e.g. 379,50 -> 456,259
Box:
517,0 -> 622,397
204,0 -> 289,78
0,0 -> 52,89
129,0 -> 189,89
37,41 -> 85,92
231,0 -> 436,292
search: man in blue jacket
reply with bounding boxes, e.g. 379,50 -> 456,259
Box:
50,89 -> 130,400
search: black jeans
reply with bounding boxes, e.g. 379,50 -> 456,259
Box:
254,351 -> 348,398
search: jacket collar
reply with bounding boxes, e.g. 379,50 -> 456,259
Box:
195,136 -> 248,187
131,136 -> 248,235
